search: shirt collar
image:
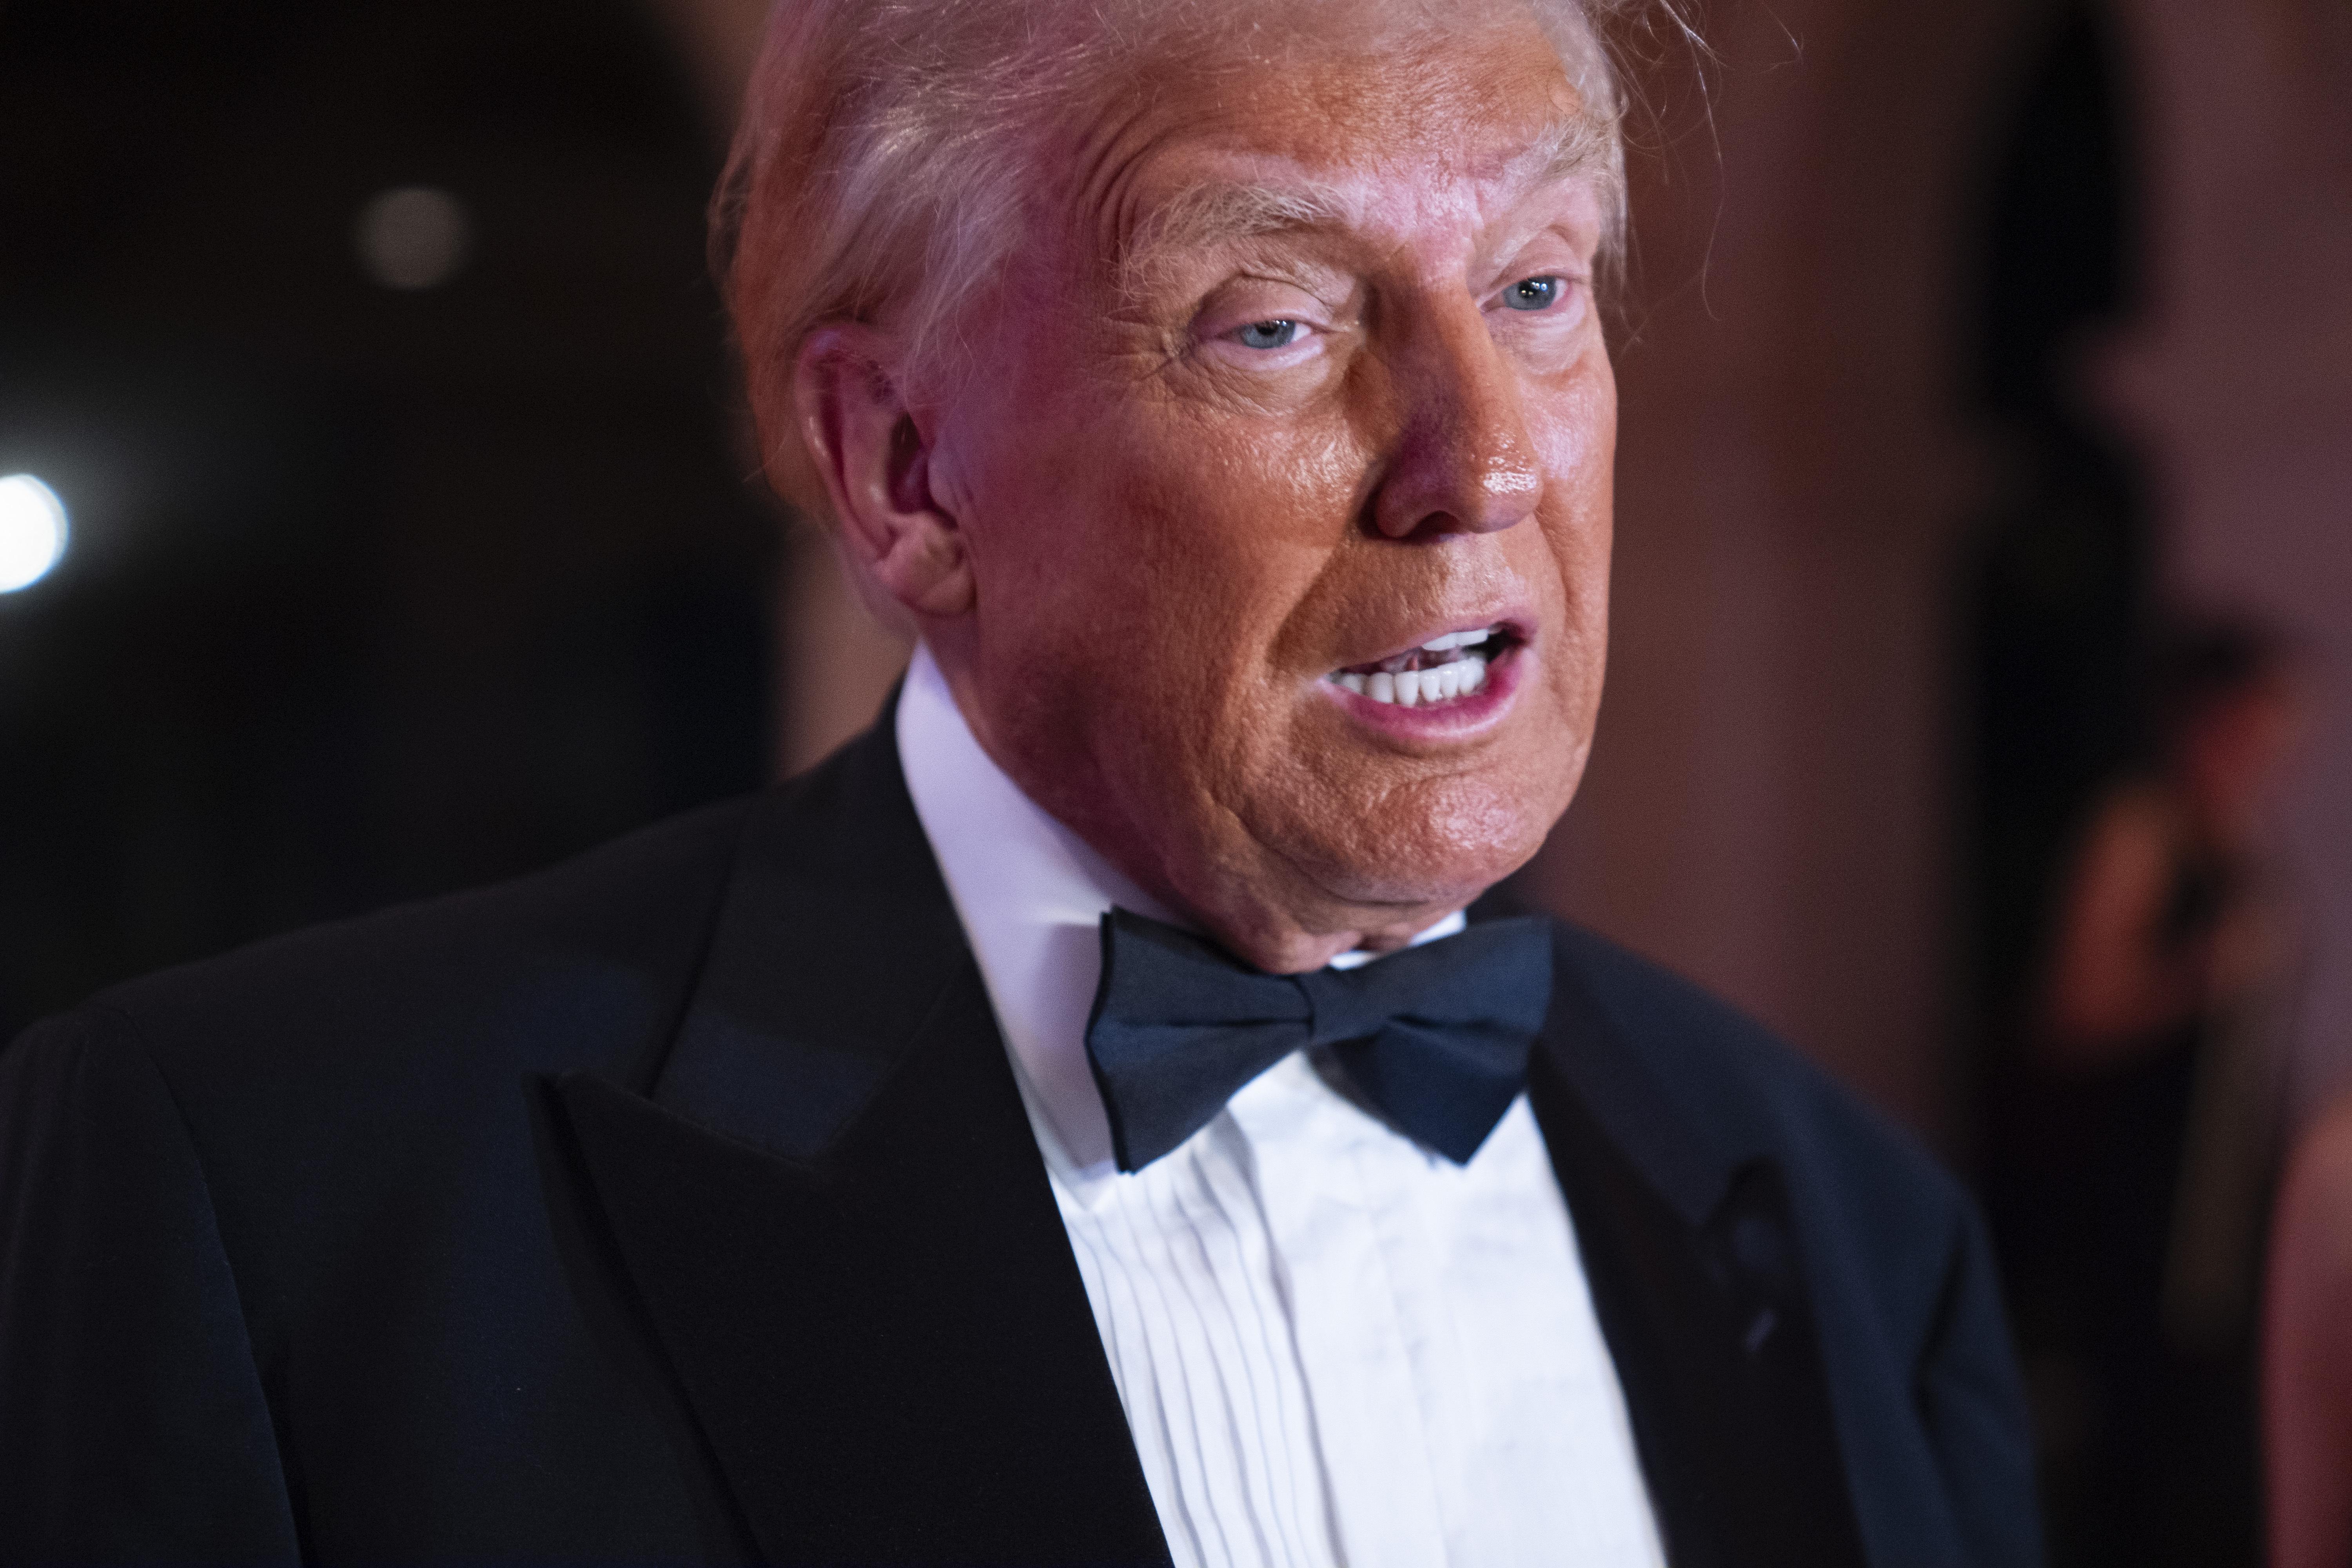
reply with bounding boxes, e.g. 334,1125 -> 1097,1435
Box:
895,642 -> 1465,1176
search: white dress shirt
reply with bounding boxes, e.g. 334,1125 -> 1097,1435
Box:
896,644 -> 1665,1568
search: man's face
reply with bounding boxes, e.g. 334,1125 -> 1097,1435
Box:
920,9 -> 1615,971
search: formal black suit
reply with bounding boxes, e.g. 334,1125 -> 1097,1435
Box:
0,712 -> 2041,1565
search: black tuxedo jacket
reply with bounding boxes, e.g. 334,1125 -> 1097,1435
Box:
0,715 -> 2040,1566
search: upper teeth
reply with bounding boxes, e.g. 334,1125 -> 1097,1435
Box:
1332,649 -> 1493,707
1327,624 -> 1504,707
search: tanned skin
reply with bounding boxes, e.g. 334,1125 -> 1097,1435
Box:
797,4 -> 1615,974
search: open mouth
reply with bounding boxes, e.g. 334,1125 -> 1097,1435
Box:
1327,623 -> 1518,708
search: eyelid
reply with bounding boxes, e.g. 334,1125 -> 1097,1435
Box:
1210,316 -> 1321,358
1482,226 -> 1594,292
1194,299 -> 1334,359
1486,270 -> 1586,310
1192,267 -> 1348,328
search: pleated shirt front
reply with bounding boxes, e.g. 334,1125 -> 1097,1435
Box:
897,644 -> 1664,1568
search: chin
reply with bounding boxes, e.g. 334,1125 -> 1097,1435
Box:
1149,780 -> 1550,974
1269,768 -> 1562,919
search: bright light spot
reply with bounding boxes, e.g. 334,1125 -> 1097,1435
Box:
354,186 -> 471,290
0,474 -> 68,593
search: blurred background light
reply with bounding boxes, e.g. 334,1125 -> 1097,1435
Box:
354,185 -> 470,290
0,473 -> 69,592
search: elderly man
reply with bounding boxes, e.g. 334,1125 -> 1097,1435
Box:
0,0 -> 2037,1563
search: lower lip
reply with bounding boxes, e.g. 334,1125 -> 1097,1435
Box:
1319,645 -> 1525,740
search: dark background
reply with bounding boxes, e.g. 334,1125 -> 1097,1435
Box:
4,2 -> 2343,1563
0,0 -> 777,1034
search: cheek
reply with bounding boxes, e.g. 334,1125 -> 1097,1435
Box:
1530,344 -> 1617,518
1530,365 -> 1615,676
1106,412 -> 1359,669
1048,413 -> 1372,843
954,400 -> 1331,810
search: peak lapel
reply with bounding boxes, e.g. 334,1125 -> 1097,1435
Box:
1526,925 -> 1869,1568
530,717 -> 1170,1567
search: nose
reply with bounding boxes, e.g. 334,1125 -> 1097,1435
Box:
1369,299 -> 1544,540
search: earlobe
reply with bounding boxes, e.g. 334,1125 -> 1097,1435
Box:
793,325 -> 975,620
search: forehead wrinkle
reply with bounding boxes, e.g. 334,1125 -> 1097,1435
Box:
1116,175 -> 1361,293
1065,89 -> 1183,291
1116,101 -> 1607,297
1463,112 -> 1615,258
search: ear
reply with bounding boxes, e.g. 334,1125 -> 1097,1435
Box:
792,324 -> 975,620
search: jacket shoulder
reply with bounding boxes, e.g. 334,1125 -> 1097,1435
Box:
1548,919 -> 1959,1218
15,791 -> 762,1097
1546,922 -> 2039,1564
0,800 -> 756,1564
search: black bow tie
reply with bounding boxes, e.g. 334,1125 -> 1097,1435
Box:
1082,906 -> 1555,1172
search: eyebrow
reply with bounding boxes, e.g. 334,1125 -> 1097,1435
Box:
1119,179 -> 1360,286
1116,109 -> 1616,288
1512,107 -> 1618,191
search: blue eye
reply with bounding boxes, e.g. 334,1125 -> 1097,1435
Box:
1502,276 -> 1564,312
1233,319 -> 1302,350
